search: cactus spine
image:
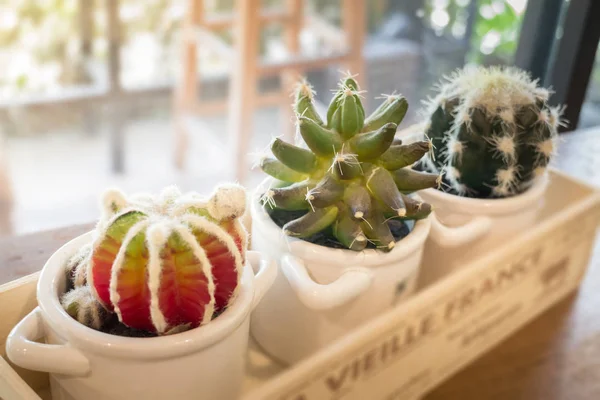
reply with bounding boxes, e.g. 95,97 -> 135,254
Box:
259,76 -> 439,251
62,185 -> 248,334
421,66 -> 564,198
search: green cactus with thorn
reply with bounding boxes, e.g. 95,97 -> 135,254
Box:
259,75 -> 439,252
419,66 -> 564,198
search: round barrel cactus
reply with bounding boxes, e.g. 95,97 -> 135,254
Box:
420,66 -> 564,198
259,75 -> 439,252
63,185 -> 247,334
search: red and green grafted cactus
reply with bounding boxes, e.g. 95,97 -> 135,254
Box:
71,184 -> 247,334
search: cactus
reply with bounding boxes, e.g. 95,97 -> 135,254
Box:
61,286 -> 109,330
63,184 -> 248,335
259,75 -> 439,252
420,66 -> 564,198
65,243 -> 92,291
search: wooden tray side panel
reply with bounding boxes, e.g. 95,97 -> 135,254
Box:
0,357 -> 42,400
246,183 -> 600,399
0,170 -> 598,400
0,273 -> 48,397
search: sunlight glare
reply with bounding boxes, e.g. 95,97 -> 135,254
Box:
506,0 -> 528,15
431,9 -> 450,29
480,31 -> 501,55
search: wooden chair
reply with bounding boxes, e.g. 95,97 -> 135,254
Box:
173,0 -> 366,182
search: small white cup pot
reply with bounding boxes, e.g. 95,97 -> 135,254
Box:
6,232 -> 277,400
249,179 -> 431,365
417,174 -> 549,287
395,125 -> 550,288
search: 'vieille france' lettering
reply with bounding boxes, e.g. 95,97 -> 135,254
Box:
290,247 -> 542,399
325,313 -> 437,393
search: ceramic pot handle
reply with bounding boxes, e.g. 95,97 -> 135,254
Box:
6,307 -> 90,377
281,254 -> 373,310
247,250 -> 277,310
428,212 -> 493,248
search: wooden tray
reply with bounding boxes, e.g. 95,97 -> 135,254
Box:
1,169 -> 599,400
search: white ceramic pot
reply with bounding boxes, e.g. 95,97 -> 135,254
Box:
417,175 -> 549,287
249,179 -> 430,365
6,232 -> 277,400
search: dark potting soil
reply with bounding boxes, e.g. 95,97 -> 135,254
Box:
100,314 -> 158,337
268,208 -> 410,249
73,309 -> 229,338
95,308 -> 228,337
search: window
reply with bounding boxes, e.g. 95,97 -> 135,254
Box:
0,0 -> 597,236
580,45 -> 600,128
359,0 -> 529,125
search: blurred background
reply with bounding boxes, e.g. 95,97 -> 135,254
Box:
0,0 -> 598,236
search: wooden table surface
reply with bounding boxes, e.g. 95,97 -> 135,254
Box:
1,128 -> 599,399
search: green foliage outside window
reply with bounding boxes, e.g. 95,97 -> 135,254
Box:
422,0 -> 525,65
0,0 -> 527,96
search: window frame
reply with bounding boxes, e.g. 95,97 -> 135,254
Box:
517,0 -> 600,131
544,0 -> 600,130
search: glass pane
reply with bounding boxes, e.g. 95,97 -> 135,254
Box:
579,43 -> 600,128
362,0 -> 528,124
0,0 -> 534,237
0,0 -> 105,98
0,0 -> 109,138
119,0 -> 185,89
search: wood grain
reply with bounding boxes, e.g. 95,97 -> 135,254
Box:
0,128 -> 598,399
425,127 -> 600,399
425,240 -> 600,399
0,223 -> 93,286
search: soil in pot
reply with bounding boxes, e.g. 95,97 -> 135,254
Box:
101,315 -> 159,337
268,209 -> 411,250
